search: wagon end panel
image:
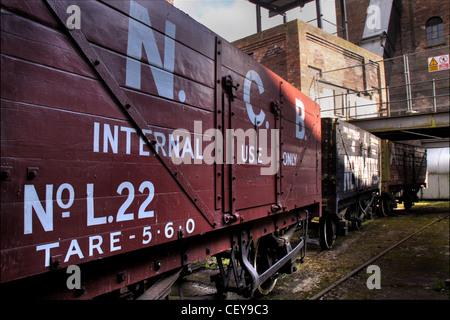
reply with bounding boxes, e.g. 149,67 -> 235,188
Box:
218,41 -> 322,220
381,140 -> 392,193
321,118 -> 337,214
279,82 -> 322,216
322,119 -> 380,209
381,140 -> 427,193
335,121 -> 380,197
412,146 -> 427,188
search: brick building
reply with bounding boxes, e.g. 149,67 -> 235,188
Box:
233,19 -> 386,119
345,0 -> 449,56
233,0 -> 449,117
346,0 -> 449,114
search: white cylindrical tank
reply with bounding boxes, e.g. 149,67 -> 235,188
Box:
421,147 -> 449,200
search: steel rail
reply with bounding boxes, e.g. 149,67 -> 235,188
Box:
309,214 -> 450,300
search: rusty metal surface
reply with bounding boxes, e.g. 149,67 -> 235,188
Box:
0,0 -> 321,298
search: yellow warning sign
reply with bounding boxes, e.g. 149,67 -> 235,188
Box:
428,55 -> 449,72
429,57 -> 438,71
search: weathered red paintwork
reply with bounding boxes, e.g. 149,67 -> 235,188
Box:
0,0 -> 321,298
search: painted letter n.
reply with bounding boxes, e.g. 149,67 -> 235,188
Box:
126,0 -> 175,99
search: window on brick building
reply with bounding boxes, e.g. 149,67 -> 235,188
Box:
426,17 -> 444,46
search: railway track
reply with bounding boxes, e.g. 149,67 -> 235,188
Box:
309,214 -> 450,300
131,211 -> 449,300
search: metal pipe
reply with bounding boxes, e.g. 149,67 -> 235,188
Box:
258,237 -> 305,286
256,5 -> 262,32
340,0 -> 348,40
403,54 -> 413,112
315,0 -> 322,29
432,78 -> 437,112
386,86 -> 390,116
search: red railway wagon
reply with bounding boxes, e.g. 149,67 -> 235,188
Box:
0,0 -> 321,298
379,140 -> 427,215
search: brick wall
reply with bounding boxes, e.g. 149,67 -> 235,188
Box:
233,22 -> 300,89
233,19 -> 385,119
308,0 -> 449,115
344,0 -> 449,55
344,0 -> 371,45
399,0 -> 449,53
385,1 -> 449,114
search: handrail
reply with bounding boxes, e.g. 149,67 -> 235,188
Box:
314,48 -> 449,121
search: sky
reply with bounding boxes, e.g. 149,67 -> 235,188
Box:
173,0 -> 338,42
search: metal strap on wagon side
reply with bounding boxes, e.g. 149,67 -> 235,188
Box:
43,0 -> 217,228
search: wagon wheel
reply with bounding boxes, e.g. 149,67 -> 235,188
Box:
350,206 -> 362,231
253,235 -> 278,295
380,198 -> 392,217
404,200 -> 413,210
352,218 -> 362,230
319,215 -> 336,250
403,187 -> 418,211
365,201 -> 375,220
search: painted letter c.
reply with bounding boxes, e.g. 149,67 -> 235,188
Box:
243,70 -> 265,126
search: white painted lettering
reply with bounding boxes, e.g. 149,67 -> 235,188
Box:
126,0 -> 176,99
91,121 -> 281,175
243,70 -> 265,127
139,129 -> 152,156
24,184 -> 53,234
93,122 -> 100,152
89,235 -> 104,256
295,98 -> 306,140
103,124 -> 118,154
153,131 -> 167,156
36,242 -> 59,267
110,231 -> 122,252
87,183 -> 107,226
120,126 -> 137,155
64,239 -> 84,262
